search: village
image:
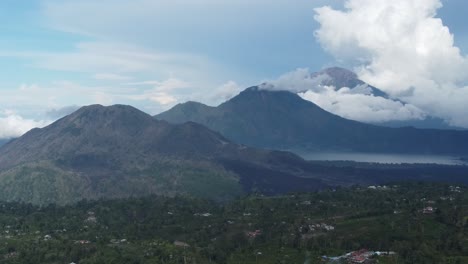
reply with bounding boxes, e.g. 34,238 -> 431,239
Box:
321,249 -> 396,264
0,183 -> 464,263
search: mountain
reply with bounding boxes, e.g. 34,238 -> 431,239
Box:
156,87 -> 468,155
1,104 -> 467,206
310,67 -> 459,130
311,67 -> 390,98
0,139 -> 11,147
0,104 -> 329,205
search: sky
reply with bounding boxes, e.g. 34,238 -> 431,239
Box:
0,0 -> 467,138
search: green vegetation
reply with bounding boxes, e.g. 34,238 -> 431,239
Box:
0,182 -> 465,263
0,160 -> 242,206
0,161 -> 89,205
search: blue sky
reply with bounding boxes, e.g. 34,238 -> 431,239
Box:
0,0 -> 468,138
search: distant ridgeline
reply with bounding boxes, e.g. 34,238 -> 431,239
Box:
0,104 -> 467,206
156,87 -> 468,155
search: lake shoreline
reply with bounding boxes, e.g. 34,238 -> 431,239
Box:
294,151 -> 467,166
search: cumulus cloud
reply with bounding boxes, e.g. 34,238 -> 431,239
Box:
299,87 -> 426,123
261,69 -> 426,122
314,0 -> 468,127
211,81 -> 243,103
125,78 -> 191,106
260,68 -> 330,93
0,110 -> 50,139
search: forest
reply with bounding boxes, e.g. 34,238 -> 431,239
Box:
0,182 -> 466,264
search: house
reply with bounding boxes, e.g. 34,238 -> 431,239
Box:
308,223 -> 335,232
174,241 -> 190,248
350,255 -> 366,263
85,215 -> 97,223
110,238 -> 128,244
423,206 -> 435,214
321,223 -> 335,231
375,251 -> 396,256
348,249 -> 375,264
246,230 -> 262,238
323,249 -> 393,264
74,240 -> 91,244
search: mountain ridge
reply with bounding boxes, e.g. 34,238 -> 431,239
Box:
0,104 -> 330,205
156,87 -> 468,155
1,103 -> 468,205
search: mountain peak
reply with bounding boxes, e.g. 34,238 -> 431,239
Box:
311,67 -> 389,98
320,67 -> 358,80
233,85 -> 300,98
0,103 -> 241,177
311,67 -> 363,89
72,104 -> 147,117
223,86 -> 314,110
0,103 -> 332,205
61,104 -> 154,131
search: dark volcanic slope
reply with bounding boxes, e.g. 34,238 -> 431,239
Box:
156,87 -> 468,154
0,105 -> 328,205
0,105 -> 234,170
0,139 -> 11,147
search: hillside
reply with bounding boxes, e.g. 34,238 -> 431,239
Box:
0,105 -> 328,205
156,87 -> 468,154
0,139 -> 11,147
1,104 -> 467,206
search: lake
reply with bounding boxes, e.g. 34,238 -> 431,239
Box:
297,152 -> 467,165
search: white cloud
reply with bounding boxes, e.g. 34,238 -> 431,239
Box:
0,110 -> 50,139
38,0 -> 327,87
125,78 -> 190,91
0,82 -> 133,120
211,81 -> 243,103
260,68 -> 330,93
94,73 -> 132,81
261,68 -> 426,123
299,86 -> 426,123
124,78 -> 191,107
314,0 -> 468,127
145,93 -> 177,106
30,42 -> 219,78
2,40 -> 241,112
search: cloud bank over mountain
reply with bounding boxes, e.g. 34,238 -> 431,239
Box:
314,0 -> 468,127
260,68 -> 426,123
0,110 -> 50,139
